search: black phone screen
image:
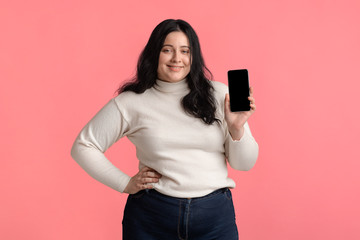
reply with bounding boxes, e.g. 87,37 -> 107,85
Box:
228,69 -> 250,112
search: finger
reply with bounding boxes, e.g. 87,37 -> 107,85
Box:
248,96 -> 255,104
141,168 -> 162,177
225,93 -> 230,102
141,183 -> 154,190
249,86 -> 254,97
250,103 -> 256,111
143,171 -> 162,178
139,166 -> 152,173
141,177 -> 160,184
141,167 -> 161,175
138,181 -> 156,190
137,183 -> 148,190
224,93 -> 230,113
139,167 -> 161,177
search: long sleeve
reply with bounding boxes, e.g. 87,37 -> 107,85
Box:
211,80 -> 259,171
225,121 -> 259,171
70,98 -> 131,193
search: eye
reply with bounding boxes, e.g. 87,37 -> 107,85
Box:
181,49 -> 190,54
161,48 -> 172,53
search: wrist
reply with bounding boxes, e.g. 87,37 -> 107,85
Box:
229,126 -> 244,141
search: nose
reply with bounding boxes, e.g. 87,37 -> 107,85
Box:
171,51 -> 181,63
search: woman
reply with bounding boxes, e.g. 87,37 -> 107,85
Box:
71,19 -> 258,240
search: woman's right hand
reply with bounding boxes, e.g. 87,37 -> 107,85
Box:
123,166 -> 162,194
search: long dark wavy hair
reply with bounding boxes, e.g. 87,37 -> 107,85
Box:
117,19 -> 219,125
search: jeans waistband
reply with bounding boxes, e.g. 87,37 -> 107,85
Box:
145,188 -> 229,202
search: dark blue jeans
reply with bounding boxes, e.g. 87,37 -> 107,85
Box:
122,188 -> 238,240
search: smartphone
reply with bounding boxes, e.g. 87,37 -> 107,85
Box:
227,69 -> 250,112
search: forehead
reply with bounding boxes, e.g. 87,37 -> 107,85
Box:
163,31 -> 190,47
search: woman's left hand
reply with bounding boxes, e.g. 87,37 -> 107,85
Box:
224,86 -> 256,140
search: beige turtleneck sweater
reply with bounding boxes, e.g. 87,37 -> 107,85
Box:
71,79 -> 258,198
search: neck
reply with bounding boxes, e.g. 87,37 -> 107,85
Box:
154,78 -> 189,93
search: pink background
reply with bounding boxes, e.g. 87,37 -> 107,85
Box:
1,0 -> 360,239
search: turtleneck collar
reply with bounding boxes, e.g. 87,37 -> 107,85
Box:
154,78 -> 190,93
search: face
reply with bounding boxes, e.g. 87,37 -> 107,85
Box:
157,31 -> 191,83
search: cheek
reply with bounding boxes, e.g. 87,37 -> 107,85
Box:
159,52 -> 170,64
158,54 -> 165,65
186,57 -> 192,71
184,56 -> 191,67
158,55 -> 166,73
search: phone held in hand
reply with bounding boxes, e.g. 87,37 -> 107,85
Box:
227,69 -> 250,112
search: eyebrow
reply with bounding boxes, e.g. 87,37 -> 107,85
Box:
162,44 -> 190,48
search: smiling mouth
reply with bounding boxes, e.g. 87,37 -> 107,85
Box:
167,65 -> 184,71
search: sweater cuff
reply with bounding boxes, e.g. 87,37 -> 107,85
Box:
229,129 -> 251,143
226,129 -> 258,171
118,175 -> 132,193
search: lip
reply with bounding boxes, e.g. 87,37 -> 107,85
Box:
167,65 -> 184,68
167,65 -> 184,72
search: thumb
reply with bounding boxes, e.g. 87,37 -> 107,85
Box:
224,93 -> 231,114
